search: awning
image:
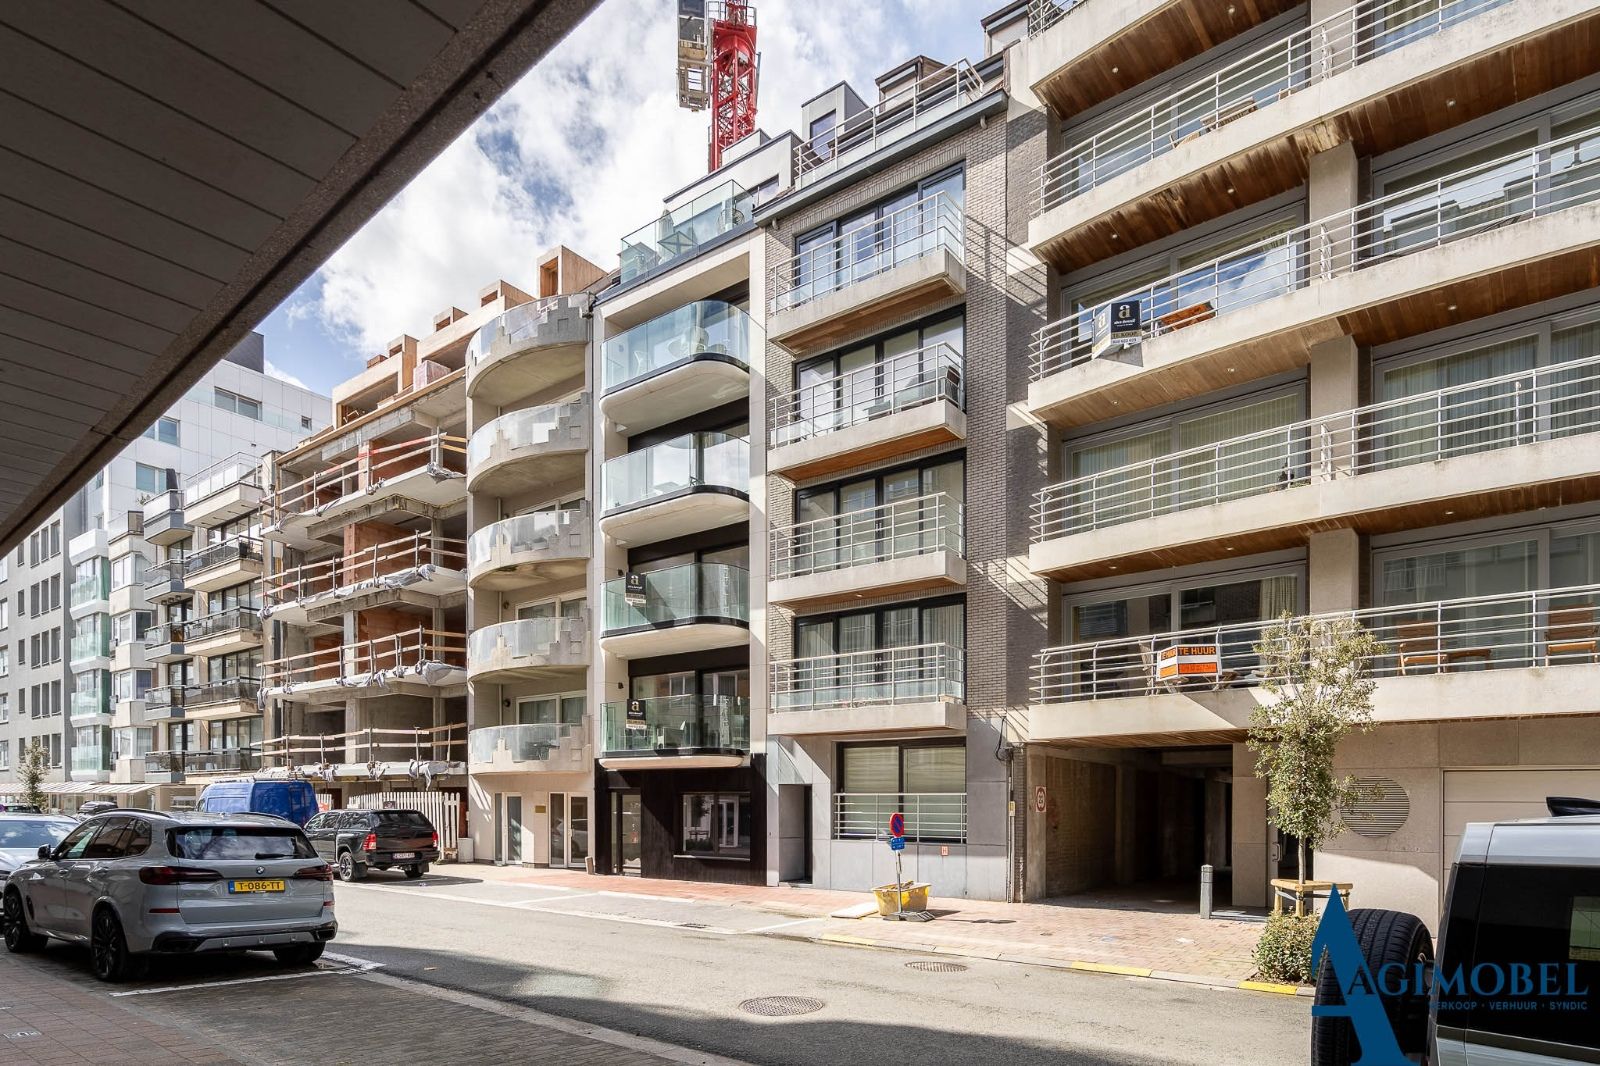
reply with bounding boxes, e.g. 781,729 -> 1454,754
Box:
0,782 -> 159,797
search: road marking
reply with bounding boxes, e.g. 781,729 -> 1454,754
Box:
349,882 -> 745,934
108,958 -> 378,998
744,917 -> 822,934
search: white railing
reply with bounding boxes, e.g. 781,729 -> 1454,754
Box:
795,63 -> 982,185
1034,582 -> 1600,703
270,432 -> 467,521
1033,123 -> 1600,380
833,792 -> 967,843
1036,352 -> 1600,540
266,534 -> 467,608
769,343 -> 964,449
465,395 -> 589,470
772,493 -> 964,579
769,192 -> 965,315
183,452 -> 259,507
1038,0 -> 1512,210
1025,0 -> 1085,37
771,642 -> 965,712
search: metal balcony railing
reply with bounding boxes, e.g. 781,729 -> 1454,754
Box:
1036,351 -> 1600,541
142,558 -> 186,590
1032,124 -> 1600,380
793,63 -> 982,186
468,722 -> 582,766
466,507 -> 589,573
769,343 -> 964,449
466,396 -> 588,469
183,452 -> 260,507
601,695 -> 750,755
145,749 -> 262,776
833,792 -> 967,843
183,607 -> 261,643
183,537 -> 261,577
619,180 -> 753,283
772,492 -> 964,580
69,568 -> 108,609
770,642 -> 966,712
601,562 -> 749,635
266,533 -> 467,608
1037,0 -> 1512,210
270,432 -> 467,521
260,723 -> 466,766
186,678 -> 261,707
1025,0 -> 1085,37
147,620 -> 186,647
768,192 -> 965,315
261,628 -> 467,688
1034,582 -> 1600,703
601,432 -> 748,514
601,300 -> 752,394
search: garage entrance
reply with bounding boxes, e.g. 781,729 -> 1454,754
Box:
1443,768 -> 1600,868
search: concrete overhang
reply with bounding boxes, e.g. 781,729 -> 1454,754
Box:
599,358 -> 752,437
768,399 -> 967,481
768,700 -> 966,737
768,550 -> 967,610
767,249 -> 966,355
598,489 -> 750,548
598,622 -> 749,659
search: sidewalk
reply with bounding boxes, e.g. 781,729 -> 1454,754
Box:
474,864 -> 1272,987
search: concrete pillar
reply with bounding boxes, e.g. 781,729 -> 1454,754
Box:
1308,141 -> 1360,222
1024,745 -> 1048,899
1231,743 -> 1270,908
1309,528 -> 1364,614
1309,336 -> 1362,418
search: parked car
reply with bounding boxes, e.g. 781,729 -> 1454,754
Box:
304,808 -> 439,882
0,813 -> 77,876
2,810 -> 336,982
0,802 -> 43,814
76,801 -> 118,818
1314,798 -> 1600,1065
198,779 -> 318,827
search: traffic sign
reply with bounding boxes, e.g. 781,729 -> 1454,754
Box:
888,812 -> 905,838
888,836 -> 905,852
1034,785 -> 1047,814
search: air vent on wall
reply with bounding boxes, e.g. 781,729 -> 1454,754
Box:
1344,777 -> 1410,838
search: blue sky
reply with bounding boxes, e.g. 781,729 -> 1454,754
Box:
258,0 -> 997,396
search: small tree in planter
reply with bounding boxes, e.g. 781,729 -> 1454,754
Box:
1249,612 -> 1379,887
18,739 -> 49,811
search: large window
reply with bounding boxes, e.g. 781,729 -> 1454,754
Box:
135,463 -> 171,495
680,793 -> 751,858
213,387 -> 261,420
837,740 -> 965,842
141,417 -> 179,446
792,455 -> 964,574
110,553 -> 146,591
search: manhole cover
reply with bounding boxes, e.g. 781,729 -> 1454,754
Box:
739,996 -> 825,1017
906,960 -> 968,972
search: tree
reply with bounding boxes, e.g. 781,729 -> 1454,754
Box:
1248,612 -> 1379,885
18,739 -> 48,811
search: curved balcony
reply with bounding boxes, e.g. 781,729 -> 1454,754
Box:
465,295 -> 588,405
467,507 -> 591,591
599,300 -> 752,435
600,562 -> 748,659
466,396 -> 589,498
466,614 -> 590,684
599,432 -> 749,547
469,722 -> 591,775
599,695 -> 749,770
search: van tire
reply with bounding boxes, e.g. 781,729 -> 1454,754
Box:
1311,908 -> 1433,1065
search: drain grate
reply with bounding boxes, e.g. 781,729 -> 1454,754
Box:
739,996 -> 825,1017
905,960 -> 968,973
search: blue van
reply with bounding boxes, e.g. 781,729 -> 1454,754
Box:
198,779 -> 319,827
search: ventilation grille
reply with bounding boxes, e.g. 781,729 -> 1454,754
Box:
1344,777 -> 1410,837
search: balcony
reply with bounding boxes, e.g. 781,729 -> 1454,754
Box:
466,396 -> 589,498
767,193 -> 966,354
1022,0 -> 1301,119
182,678 -> 262,721
469,722 -> 591,775
183,453 -> 262,529
68,564 -> 109,618
618,180 -> 754,286
599,695 -> 749,770
70,620 -> 110,667
260,724 -> 467,783
465,295 -> 588,405
143,748 -> 262,784
183,536 -> 263,594
1031,0 -> 1589,270
266,433 -> 467,548
769,643 -> 966,737
141,490 -> 191,546
599,432 -> 749,547
144,686 -> 185,722
70,670 -> 110,722
769,492 -> 965,609
466,613 -> 590,684
467,507 -> 591,591
1032,353 -> 1600,580
68,527 -> 106,565
1028,127 -> 1600,427
264,533 -> 467,626
262,629 -> 468,702
599,562 -> 748,659
768,344 -> 965,480
599,301 -> 752,435
70,734 -> 111,782
111,634 -> 149,673
182,607 -> 263,657
145,620 -> 187,664
141,558 -> 188,605
1030,583 -> 1600,745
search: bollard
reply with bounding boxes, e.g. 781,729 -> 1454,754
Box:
1199,864 -> 1214,920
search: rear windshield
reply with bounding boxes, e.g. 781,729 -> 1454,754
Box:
168,827 -> 316,861
374,811 -> 432,830
0,819 -> 73,850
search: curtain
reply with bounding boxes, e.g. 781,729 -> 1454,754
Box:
1376,335 -> 1537,467
1173,392 -> 1302,507
1068,428 -> 1168,527
1549,320 -> 1600,439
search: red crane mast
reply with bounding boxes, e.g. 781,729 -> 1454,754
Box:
677,1 -> 759,172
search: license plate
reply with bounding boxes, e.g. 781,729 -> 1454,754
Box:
392,852 -> 415,860
228,879 -> 286,894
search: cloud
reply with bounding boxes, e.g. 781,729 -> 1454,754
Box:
298,0 -> 992,356
264,359 -> 312,391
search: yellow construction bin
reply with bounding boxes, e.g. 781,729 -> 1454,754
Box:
873,881 -> 930,916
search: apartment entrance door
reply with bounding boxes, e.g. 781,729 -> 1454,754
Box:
611,791 -> 642,875
505,795 -> 523,865
549,793 -> 590,869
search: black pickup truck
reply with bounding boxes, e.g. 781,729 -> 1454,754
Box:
303,808 -> 439,881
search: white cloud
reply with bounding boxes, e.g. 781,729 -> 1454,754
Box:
303,0 -> 992,355
264,359 -> 311,391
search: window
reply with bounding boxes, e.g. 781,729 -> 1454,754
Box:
792,455 -> 964,576
111,554 -> 147,590
48,734 -> 61,767
304,813 -> 332,832
215,717 -> 261,750
53,820 -> 99,860
300,415 -> 312,430
0,598 -> 7,629
837,740 -> 966,842
112,611 -> 155,646
207,583 -> 261,614
135,463 -> 170,495
514,691 -> 586,728
807,111 -> 837,161
168,827 -> 314,860
142,417 -> 180,446
0,693 -> 7,722
0,740 -> 8,769
0,646 -> 7,677
213,387 -> 262,420
113,670 -> 153,703
681,793 -> 751,857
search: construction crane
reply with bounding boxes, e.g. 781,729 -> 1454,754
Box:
676,1 -> 759,172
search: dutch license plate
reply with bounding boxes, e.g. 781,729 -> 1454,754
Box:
229,879 -> 286,894
392,852 -> 415,860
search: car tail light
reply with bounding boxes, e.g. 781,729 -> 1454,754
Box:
430,831 -> 438,848
139,866 -> 222,885
293,864 -> 334,882
361,832 -> 377,853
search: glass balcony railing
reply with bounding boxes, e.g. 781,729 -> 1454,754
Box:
186,678 -> 261,708
618,180 -> 754,283
771,492 -> 964,580
70,670 -> 110,718
467,507 -> 589,573
69,566 -> 109,609
71,729 -> 111,774
465,295 -> 578,369
183,607 -> 262,643
601,300 -> 752,394
601,695 -> 750,756
142,558 -> 187,592
183,452 -> 259,507
465,397 -> 588,469
770,642 -> 966,712
601,432 -> 748,515
601,562 -> 748,635
467,614 -> 588,667
468,722 -> 582,766
71,617 -> 110,663
184,537 -> 261,577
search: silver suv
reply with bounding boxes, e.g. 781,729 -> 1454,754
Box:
2,809 -> 336,982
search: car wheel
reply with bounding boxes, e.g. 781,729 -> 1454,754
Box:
1312,908 -> 1434,1065
272,942 -> 326,966
90,908 -> 143,983
336,850 -> 365,882
404,865 -> 424,880
2,889 -> 46,953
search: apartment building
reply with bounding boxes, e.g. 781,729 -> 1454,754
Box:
1012,0 -> 1600,925
0,334 -> 328,809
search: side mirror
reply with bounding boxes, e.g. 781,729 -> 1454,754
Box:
37,845 -> 52,860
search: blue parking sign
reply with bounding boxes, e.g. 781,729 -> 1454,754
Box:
889,836 -> 905,852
